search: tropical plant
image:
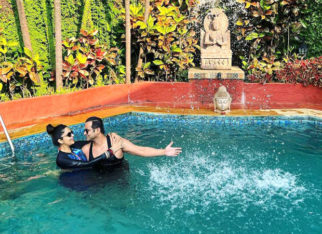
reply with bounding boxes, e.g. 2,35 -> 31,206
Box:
129,0 -> 199,81
81,0 -> 94,32
299,0 -> 322,58
235,0 -> 307,61
215,0 -> 252,68
62,29 -> 122,89
233,0 -> 311,84
245,56 -> 282,83
0,30 -> 46,100
276,56 -> 322,87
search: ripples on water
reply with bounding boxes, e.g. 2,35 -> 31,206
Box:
0,117 -> 321,233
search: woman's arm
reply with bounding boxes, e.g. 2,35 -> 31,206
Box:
56,152 -> 108,169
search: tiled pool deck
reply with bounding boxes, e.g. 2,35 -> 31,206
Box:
1,106 -> 322,143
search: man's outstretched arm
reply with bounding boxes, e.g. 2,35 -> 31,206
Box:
121,138 -> 182,157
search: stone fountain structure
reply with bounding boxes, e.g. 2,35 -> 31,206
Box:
188,8 -> 244,80
188,8 -> 245,112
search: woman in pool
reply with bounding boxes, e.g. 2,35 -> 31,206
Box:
46,124 -> 122,169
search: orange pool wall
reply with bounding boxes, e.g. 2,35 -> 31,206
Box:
0,81 -> 321,128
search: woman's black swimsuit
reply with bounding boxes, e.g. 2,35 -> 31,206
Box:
89,135 -> 123,167
56,136 -> 123,170
56,141 -> 106,169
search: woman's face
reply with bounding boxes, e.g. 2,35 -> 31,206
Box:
60,127 -> 75,146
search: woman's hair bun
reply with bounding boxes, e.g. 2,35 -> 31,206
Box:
46,124 -> 67,146
46,124 -> 55,135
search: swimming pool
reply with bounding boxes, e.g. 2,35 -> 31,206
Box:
0,113 -> 321,233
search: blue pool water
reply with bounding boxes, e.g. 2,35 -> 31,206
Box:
0,113 -> 321,233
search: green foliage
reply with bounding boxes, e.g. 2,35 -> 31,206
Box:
276,56 -> 322,87
300,0 -> 322,58
130,0 -> 199,81
0,0 -> 21,50
244,56 -> 282,83
62,29 -> 123,89
24,0 -> 52,66
0,0 -> 126,101
0,0 -> 123,68
81,0 -> 94,32
0,29 -> 47,100
235,0 -> 306,60
60,0 -> 84,40
232,0 -> 318,84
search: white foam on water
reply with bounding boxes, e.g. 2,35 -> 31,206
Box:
147,153 -> 307,213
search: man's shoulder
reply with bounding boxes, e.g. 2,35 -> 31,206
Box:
81,142 -> 91,150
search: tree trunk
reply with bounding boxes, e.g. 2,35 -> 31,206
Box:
125,0 -> 131,84
134,0 -> 150,83
54,0 -> 62,90
15,0 -> 32,51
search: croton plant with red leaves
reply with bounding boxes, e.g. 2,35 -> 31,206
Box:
62,29 -> 120,88
276,56 -> 322,87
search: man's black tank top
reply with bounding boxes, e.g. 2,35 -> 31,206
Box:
89,135 -> 123,166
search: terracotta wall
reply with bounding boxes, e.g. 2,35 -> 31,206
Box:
129,81 -> 322,110
0,81 -> 321,127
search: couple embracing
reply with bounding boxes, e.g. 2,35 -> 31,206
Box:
47,116 -> 182,170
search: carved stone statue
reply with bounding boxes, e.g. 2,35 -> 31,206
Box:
201,8 -> 232,70
213,86 -> 232,113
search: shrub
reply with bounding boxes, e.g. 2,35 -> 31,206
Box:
62,29 -> 124,89
276,56 -> 322,87
299,0 -> 322,58
235,0 -> 307,60
245,56 -> 281,84
129,0 -> 199,81
232,0 -> 315,84
0,0 -> 125,69
0,28 -> 47,100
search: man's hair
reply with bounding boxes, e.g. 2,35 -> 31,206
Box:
85,116 -> 105,134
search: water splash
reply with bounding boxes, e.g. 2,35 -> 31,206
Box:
146,153 -> 306,214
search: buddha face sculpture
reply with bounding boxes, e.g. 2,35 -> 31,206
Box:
211,18 -> 220,31
213,86 -> 232,113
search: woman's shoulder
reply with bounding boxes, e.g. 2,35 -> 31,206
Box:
71,141 -> 89,149
57,150 -> 69,159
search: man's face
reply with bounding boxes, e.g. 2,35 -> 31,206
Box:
84,121 -> 99,141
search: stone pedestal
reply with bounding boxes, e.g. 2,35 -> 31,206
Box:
188,67 -> 245,80
201,55 -> 232,70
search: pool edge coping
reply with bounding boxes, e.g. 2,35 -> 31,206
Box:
1,106 -> 322,143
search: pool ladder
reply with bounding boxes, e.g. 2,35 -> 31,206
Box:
0,115 -> 15,156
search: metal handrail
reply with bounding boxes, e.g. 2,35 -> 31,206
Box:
0,115 -> 15,156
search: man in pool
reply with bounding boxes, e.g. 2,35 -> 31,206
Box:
81,116 -> 182,164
